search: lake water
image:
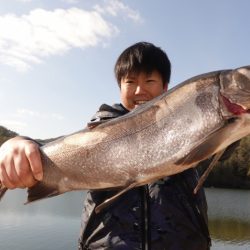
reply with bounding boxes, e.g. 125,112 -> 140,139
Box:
0,188 -> 250,249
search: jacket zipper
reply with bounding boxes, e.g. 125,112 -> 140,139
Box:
141,185 -> 151,250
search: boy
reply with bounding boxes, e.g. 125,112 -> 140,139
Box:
0,42 -> 210,250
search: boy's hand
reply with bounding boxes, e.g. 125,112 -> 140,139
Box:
0,136 -> 43,189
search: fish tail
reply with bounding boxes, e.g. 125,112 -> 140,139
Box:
26,182 -> 60,204
0,182 -> 8,201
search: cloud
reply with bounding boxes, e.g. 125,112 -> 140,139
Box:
16,108 -> 65,120
61,0 -> 80,4
0,7 -> 119,71
94,0 -> 143,23
16,108 -> 40,117
16,0 -> 33,2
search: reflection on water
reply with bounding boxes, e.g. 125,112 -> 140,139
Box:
206,188 -> 250,220
209,218 -> 250,244
0,188 -> 250,249
206,188 -> 250,249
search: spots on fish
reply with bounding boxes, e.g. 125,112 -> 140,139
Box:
155,99 -> 170,128
195,92 -> 213,112
43,143 -> 62,156
195,74 -> 220,92
186,118 -> 193,124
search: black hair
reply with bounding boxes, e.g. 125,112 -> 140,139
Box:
114,42 -> 171,87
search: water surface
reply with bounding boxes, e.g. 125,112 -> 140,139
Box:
206,188 -> 250,249
0,188 -> 250,249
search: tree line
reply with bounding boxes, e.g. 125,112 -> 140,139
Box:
197,136 -> 250,189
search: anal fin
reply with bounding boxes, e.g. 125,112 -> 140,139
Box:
193,149 -> 226,194
26,182 -> 60,204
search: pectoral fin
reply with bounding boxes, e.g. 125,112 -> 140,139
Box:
176,118 -> 244,167
95,182 -> 137,213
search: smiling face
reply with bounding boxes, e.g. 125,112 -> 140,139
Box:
120,70 -> 167,110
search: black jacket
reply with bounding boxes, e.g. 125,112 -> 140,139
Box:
78,103 -> 211,250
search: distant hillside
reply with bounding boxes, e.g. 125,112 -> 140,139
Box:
0,125 -> 57,146
198,135 -> 250,189
0,126 -> 18,145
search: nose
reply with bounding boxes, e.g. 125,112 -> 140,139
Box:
135,84 -> 146,95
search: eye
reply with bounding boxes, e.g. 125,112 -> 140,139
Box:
125,79 -> 136,85
146,79 -> 155,83
126,79 -> 134,83
121,79 -> 137,89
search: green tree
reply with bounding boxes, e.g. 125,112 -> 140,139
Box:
0,126 -> 18,146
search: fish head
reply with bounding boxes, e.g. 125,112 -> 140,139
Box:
220,65 -> 250,117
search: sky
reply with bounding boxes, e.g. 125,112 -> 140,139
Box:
0,0 -> 249,139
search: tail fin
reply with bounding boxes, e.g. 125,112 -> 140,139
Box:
0,182 -> 8,201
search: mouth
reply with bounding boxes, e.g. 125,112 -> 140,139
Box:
134,100 -> 148,106
221,95 -> 250,115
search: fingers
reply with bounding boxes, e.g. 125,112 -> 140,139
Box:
13,153 -> 36,188
0,137 -> 43,189
24,142 -> 43,181
0,163 -> 16,189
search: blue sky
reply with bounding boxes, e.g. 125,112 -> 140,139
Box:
0,0 -> 249,139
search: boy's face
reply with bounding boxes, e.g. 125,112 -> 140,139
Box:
120,70 -> 167,110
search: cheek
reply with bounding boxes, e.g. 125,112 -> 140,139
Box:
120,87 -> 135,110
151,86 -> 164,97
121,87 -> 132,101
121,86 -> 133,99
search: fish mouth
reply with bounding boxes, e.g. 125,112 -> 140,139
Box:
221,95 -> 250,115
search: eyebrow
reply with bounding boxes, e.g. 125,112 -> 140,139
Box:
123,74 -> 136,79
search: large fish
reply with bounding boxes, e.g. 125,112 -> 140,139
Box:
1,65 -> 250,210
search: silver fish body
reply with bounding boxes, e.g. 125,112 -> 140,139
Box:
41,73 -> 224,191
1,66 -> 250,203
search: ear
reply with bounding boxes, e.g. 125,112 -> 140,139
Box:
164,83 -> 168,92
